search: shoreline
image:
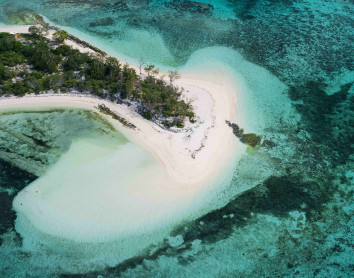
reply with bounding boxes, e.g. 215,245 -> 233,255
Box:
0,24 -> 246,266
0,24 -> 243,187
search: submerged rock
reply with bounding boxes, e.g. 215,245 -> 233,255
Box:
225,120 -> 264,147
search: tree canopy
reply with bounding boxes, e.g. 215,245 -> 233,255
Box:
0,31 -> 194,128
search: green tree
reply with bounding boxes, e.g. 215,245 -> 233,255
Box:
0,33 -> 23,52
29,26 -> 41,36
54,45 -> 72,56
13,81 -> 29,96
43,74 -> 62,90
53,30 -> 68,43
87,60 -> 106,80
144,64 -> 155,76
25,75 -> 44,93
63,52 -> 89,71
25,44 -> 61,73
0,51 -> 26,66
121,63 -> 137,98
105,57 -> 121,81
0,63 -> 13,83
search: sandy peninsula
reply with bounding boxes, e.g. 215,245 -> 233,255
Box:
0,25 -> 246,265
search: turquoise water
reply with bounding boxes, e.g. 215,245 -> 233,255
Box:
0,0 -> 353,277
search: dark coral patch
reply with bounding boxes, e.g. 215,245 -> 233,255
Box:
89,17 -> 114,28
288,82 -> 353,165
0,159 -> 37,240
171,174 -> 332,245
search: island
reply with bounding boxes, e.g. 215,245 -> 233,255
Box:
0,24 -> 245,269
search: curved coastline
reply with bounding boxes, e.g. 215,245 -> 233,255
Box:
0,24 -> 249,267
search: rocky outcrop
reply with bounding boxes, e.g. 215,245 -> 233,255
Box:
226,120 -> 264,147
98,104 -> 137,129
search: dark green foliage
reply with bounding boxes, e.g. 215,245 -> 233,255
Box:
43,74 -> 62,90
30,71 -> 45,79
25,27 -> 43,42
98,104 -> 136,129
87,60 -> 106,80
0,63 -> 13,83
138,76 -> 194,126
175,120 -> 184,128
63,51 -> 89,71
53,30 -> 68,43
23,42 -> 61,73
120,64 -> 137,98
0,51 -> 25,67
53,45 -> 73,56
0,33 -> 23,53
20,33 -> 43,42
106,82 -> 118,95
3,81 -> 30,96
142,110 -> 153,120
63,78 -> 77,88
62,70 -> 77,88
24,75 -> 44,93
17,70 -> 28,78
1,80 -> 29,95
105,57 -> 121,81
28,26 -> 41,36
0,32 -> 194,127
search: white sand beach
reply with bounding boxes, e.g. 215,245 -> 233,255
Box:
0,25 -> 247,265
0,25 -> 31,33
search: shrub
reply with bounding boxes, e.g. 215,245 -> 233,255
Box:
53,45 -> 72,56
143,110 -> 153,120
176,121 -> 184,128
43,74 -> 62,90
18,70 -> 28,78
24,43 -> 61,73
30,71 -> 45,79
0,33 -> 23,53
13,81 -> 29,96
0,51 -> 26,66
25,76 -> 44,93
53,30 -> 68,43
63,78 -> 77,88
0,63 -> 13,82
63,52 -> 89,71
87,60 -> 106,80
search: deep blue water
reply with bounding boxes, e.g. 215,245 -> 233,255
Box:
0,0 -> 353,277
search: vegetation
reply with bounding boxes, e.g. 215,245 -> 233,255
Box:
0,32 -> 194,128
53,30 -> 68,43
225,120 -> 264,147
28,25 -> 48,37
168,70 -> 180,85
98,104 -> 136,129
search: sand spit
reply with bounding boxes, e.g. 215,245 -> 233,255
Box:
0,25 -> 247,267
